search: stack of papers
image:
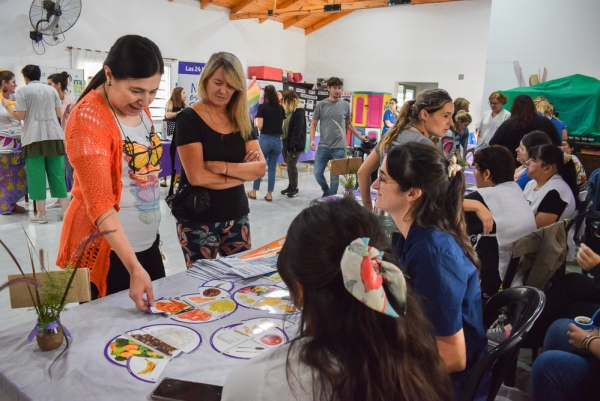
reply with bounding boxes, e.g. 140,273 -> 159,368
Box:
187,257 -> 276,281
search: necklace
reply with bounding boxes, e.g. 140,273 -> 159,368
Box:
202,102 -> 231,129
104,84 -> 150,139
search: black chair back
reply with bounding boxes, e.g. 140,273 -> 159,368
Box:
459,287 -> 545,401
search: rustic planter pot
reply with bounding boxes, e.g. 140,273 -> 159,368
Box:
35,320 -> 64,351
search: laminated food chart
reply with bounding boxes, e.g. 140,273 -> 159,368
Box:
233,284 -> 299,315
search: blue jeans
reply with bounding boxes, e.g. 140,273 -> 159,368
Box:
253,134 -> 282,193
314,146 -> 346,195
531,319 -> 599,401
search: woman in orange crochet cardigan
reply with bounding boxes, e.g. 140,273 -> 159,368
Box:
57,35 -> 165,311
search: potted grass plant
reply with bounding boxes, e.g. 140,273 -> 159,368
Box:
0,229 -> 108,352
339,165 -> 359,198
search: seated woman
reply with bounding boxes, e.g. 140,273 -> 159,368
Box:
372,142 -> 489,400
514,130 -> 552,190
561,139 -> 587,192
464,146 -> 537,300
524,144 -> 578,228
222,198 -> 454,401
524,242 -> 600,349
531,317 -> 600,401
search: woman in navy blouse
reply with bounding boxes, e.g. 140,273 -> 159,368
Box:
373,141 -> 489,400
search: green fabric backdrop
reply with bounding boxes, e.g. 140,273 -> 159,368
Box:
499,74 -> 600,136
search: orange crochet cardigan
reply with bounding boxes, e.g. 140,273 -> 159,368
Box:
56,90 -> 152,297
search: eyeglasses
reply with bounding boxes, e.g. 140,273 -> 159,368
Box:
489,102 -> 501,106
122,127 -> 162,175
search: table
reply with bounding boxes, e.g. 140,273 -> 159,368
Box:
0,150 -> 27,214
0,273 -> 294,401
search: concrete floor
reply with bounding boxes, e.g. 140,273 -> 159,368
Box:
0,164 -> 531,400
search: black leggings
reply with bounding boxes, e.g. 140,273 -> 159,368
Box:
524,273 -> 600,347
90,235 -> 166,299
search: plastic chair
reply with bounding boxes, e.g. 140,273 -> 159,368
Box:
459,287 -> 545,401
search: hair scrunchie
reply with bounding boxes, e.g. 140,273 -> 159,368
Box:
340,238 -> 407,317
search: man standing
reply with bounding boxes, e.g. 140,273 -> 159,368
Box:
310,77 -> 367,197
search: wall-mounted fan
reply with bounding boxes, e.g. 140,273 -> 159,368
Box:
29,0 -> 82,55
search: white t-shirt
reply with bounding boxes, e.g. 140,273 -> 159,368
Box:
523,174 -> 576,220
0,95 -> 21,139
477,182 -> 537,279
117,112 -> 161,252
476,109 -> 510,148
222,340 -> 323,401
14,81 -> 63,146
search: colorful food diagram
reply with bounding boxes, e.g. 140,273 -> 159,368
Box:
151,298 -> 193,315
104,324 -> 202,383
210,317 -> 293,359
202,279 -> 235,292
233,285 -> 298,315
171,286 -> 237,324
127,357 -> 170,383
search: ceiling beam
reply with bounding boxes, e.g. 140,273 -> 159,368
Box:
277,0 -> 302,9
412,0 -> 458,3
230,0 -> 387,19
230,0 -> 257,13
304,11 -> 351,34
200,0 -> 212,9
283,15 -> 310,29
259,18 -> 269,23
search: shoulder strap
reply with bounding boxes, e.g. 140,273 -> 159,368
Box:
168,116 -> 179,197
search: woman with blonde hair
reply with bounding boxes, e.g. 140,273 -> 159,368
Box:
534,96 -> 568,141
357,89 -> 454,211
175,52 -> 265,264
280,90 -> 306,197
475,91 -> 511,149
438,110 -> 472,159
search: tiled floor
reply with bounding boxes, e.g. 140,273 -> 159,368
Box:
0,165 -> 532,400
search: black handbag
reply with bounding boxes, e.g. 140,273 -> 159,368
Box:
164,119 -> 210,222
165,184 -> 210,223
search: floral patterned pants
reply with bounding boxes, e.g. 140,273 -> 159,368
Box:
176,215 -> 251,268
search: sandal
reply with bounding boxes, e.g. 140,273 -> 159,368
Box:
264,194 -> 273,202
247,191 -> 257,200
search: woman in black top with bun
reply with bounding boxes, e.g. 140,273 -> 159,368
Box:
175,52 -> 265,266
248,85 -> 285,202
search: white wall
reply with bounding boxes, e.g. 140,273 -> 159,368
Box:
305,0 -> 492,123
0,0 -> 306,86
482,0 -> 600,108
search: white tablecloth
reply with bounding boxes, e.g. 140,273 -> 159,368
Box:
0,272 -> 294,401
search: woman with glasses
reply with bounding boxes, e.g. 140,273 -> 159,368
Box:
475,91 -> 511,150
57,35 -> 166,311
372,142 -> 489,400
524,144 -> 578,228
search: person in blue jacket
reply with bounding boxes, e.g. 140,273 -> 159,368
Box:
373,141 -> 489,400
381,98 -> 398,136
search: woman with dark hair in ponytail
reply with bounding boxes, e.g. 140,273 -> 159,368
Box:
57,35 -> 166,311
524,144 -> 578,228
358,89 -> 454,211
223,198 -> 453,401
372,142 -> 489,400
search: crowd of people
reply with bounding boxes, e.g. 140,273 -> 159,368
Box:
2,33 -> 599,401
